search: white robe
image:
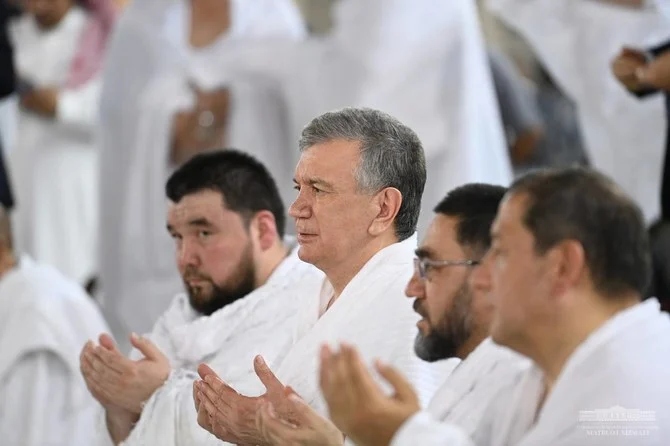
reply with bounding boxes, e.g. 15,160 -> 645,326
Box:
8,7 -> 100,284
391,338 -> 530,446
97,0 -> 306,350
486,0 -> 669,222
95,246 -> 324,446
272,236 -> 459,425
206,0 -> 512,234
0,255 -> 111,446
386,299 -> 670,446
483,299 -> 670,446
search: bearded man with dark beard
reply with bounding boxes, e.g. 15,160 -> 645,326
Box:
80,149 -> 322,446
390,183 -> 531,440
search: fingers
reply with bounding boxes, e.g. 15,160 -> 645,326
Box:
374,359 -> 418,404
319,344 -> 335,399
197,363 -> 218,380
99,333 -> 119,352
80,349 -> 115,405
254,355 -> 284,393
193,381 -> 201,411
130,333 -> 164,361
197,387 -> 219,417
636,52 -> 670,89
341,344 -> 378,397
196,403 -> 213,431
621,47 -> 647,61
91,344 -> 129,375
197,375 -> 239,415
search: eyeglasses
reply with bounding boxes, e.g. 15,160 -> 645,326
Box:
413,257 -> 480,281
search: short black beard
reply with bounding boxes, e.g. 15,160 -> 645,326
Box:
185,243 -> 257,316
414,283 -> 473,362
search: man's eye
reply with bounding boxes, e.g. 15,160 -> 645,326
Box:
198,231 -> 211,239
293,185 -> 301,191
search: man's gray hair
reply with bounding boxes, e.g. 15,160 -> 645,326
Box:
299,107 -> 426,241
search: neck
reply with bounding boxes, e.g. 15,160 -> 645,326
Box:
531,292 -> 640,389
0,250 -> 17,280
326,233 -> 398,298
254,243 -> 289,288
457,330 -> 489,360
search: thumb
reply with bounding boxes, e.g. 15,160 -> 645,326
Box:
374,359 -> 418,404
130,333 -> 163,361
254,355 -> 283,392
284,385 -> 301,398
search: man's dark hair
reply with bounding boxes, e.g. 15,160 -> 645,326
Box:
165,149 -> 286,237
510,167 -> 651,297
299,107 -> 426,241
434,184 -> 507,257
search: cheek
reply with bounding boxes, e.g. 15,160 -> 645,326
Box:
424,283 -> 452,323
313,208 -> 348,239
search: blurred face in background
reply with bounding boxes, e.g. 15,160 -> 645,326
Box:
23,0 -> 73,29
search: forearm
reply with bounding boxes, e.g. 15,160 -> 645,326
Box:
106,408 -> 140,445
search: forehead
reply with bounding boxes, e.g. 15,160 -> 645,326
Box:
295,139 -> 361,183
420,214 -> 466,257
167,190 -> 234,224
492,192 -> 528,240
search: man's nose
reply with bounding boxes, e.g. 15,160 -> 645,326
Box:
405,269 -> 425,299
288,190 -> 311,220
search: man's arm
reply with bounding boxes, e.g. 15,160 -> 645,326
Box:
105,407 -> 140,445
0,351 -> 72,446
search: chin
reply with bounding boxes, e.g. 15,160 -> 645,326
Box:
296,246 -> 319,266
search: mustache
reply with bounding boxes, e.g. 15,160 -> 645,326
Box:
183,267 -> 212,282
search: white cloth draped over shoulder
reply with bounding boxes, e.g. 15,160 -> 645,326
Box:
94,245 -> 324,446
0,255 -> 111,446
391,338 -> 530,446
486,0 -> 669,222
269,236 -> 459,429
389,299 -> 670,446
8,6 -> 101,284
207,0 -> 512,234
483,299 -> 670,446
98,0 -> 306,351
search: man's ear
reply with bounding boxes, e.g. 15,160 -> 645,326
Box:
548,239 -> 586,299
368,187 -> 402,237
250,210 -> 280,251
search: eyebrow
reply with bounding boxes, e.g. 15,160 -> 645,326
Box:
415,247 -> 436,259
187,218 -> 213,228
293,177 -> 335,190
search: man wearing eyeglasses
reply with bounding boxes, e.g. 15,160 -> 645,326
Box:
254,183 -> 529,445
316,184 -> 531,446
396,183 -> 529,442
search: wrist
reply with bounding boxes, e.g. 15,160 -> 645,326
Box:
106,407 -> 140,444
